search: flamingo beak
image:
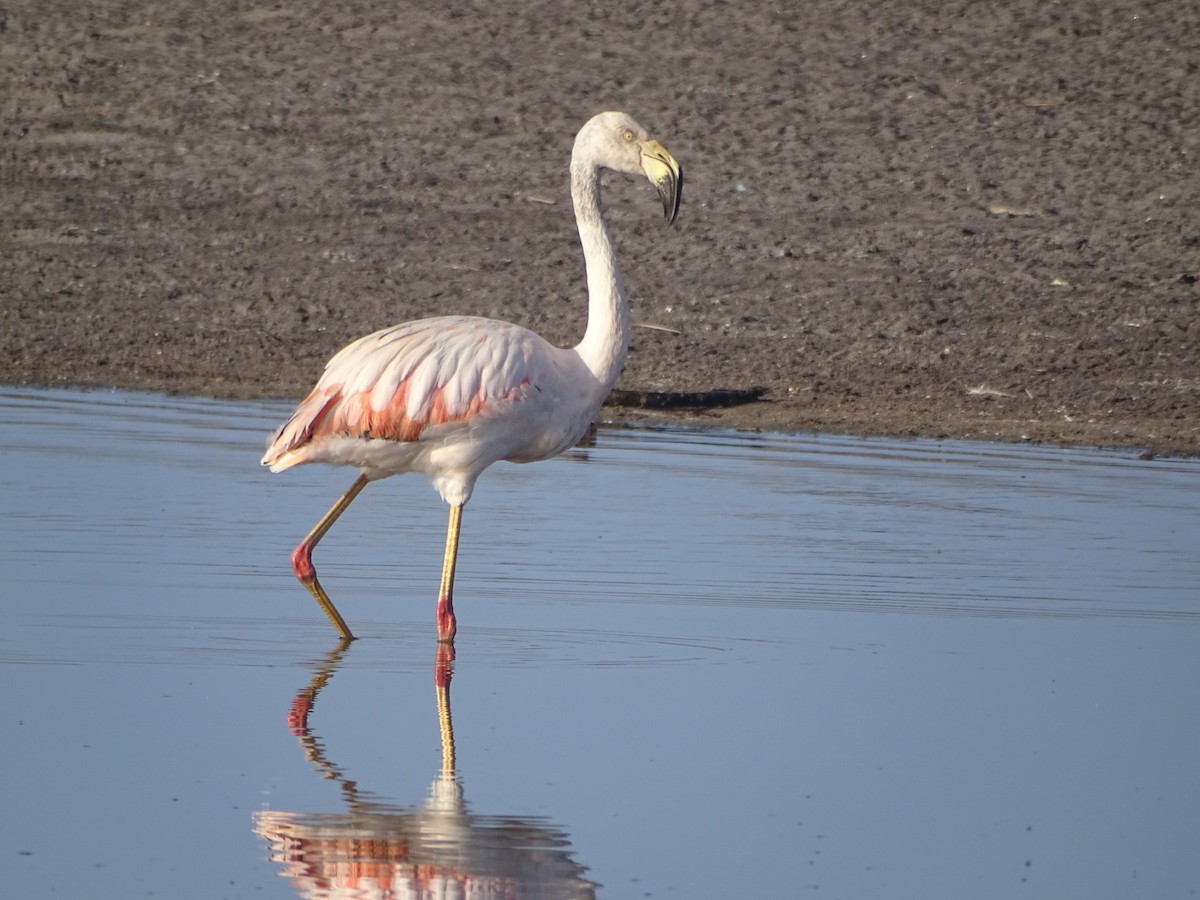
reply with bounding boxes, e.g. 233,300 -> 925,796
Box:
639,140 -> 683,225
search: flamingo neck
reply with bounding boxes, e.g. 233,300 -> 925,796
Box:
570,159 -> 630,391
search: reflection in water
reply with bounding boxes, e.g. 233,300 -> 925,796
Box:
255,643 -> 597,899
5,388 -> 1200,900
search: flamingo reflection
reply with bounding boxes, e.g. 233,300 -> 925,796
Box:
255,642 -> 597,899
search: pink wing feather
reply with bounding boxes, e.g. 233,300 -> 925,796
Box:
262,316 -> 541,468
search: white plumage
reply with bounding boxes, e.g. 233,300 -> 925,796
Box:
262,111 -> 683,642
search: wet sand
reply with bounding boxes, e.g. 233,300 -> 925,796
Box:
3,0 -> 1197,455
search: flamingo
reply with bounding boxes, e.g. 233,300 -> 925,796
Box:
262,111 -> 683,643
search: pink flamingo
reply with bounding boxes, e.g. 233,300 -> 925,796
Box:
262,111 -> 682,643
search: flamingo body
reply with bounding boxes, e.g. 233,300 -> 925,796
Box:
263,315 -> 604,505
263,111 -> 682,642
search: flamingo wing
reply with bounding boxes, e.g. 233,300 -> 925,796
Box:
262,316 -> 546,471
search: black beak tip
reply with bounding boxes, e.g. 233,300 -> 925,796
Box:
663,166 -> 683,224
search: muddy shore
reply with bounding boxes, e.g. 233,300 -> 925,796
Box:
4,1 -> 1197,456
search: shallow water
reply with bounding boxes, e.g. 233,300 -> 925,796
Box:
2,386 -> 1198,899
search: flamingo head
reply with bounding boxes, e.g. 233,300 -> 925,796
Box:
576,111 -> 683,224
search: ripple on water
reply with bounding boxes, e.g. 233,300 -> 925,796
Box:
2,384 -> 1198,664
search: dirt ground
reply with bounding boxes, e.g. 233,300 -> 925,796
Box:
3,0 -> 1198,456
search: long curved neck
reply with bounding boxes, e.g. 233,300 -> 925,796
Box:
570,157 -> 630,391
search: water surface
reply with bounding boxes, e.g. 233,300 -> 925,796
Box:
2,386 -> 1198,898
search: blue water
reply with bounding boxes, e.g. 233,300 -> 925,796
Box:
2,386 -> 1198,898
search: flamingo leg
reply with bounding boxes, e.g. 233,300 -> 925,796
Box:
435,504 -> 463,643
290,473 -> 368,641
